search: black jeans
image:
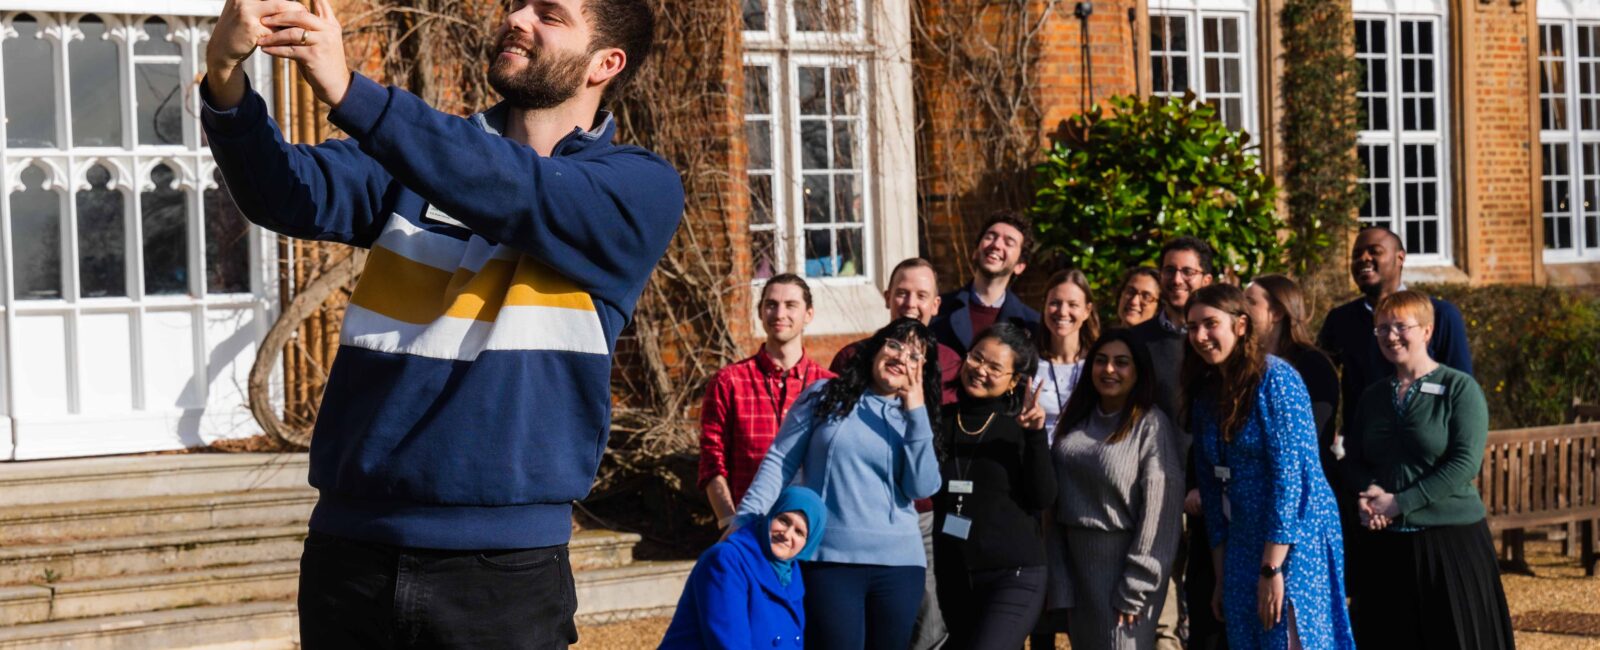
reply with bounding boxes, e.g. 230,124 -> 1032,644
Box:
298,531 -> 578,649
935,562 -> 1047,650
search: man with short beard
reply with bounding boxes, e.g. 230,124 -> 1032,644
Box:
200,0 -> 681,646
931,212 -> 1043,359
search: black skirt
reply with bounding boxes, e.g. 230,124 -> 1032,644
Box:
1349,519 -> 1515,650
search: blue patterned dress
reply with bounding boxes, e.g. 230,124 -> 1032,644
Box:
1193,356 -> 1355,650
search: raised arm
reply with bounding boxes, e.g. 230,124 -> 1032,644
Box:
202,0 -> 390,246
327,75 -> 684,303
897,407 -> 943,501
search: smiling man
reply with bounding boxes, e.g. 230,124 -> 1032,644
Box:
201,0 -> 682,646
931,212 -> 1043,359
699,274 -> 833,531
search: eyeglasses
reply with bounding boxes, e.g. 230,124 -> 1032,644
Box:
1372,322 -> 1421,338
883,339 -> 926,364
1121,286 -> 1158,304
963,352 -> 1013,378
1160,266 -> 1204,280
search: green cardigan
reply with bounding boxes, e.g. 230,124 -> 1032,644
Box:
1342,365 -> 1489,528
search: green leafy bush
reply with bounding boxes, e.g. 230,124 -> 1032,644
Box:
1028,94 -> 1288,292
1414,283 -> 1600,429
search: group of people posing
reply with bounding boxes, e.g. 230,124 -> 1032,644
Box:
666,213 -> 1516,650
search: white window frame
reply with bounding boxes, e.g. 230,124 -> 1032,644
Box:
741,0 -> 918,336
1539,0 -> 1600,262
1353,0 -> 1453,265
0,2 -> 280,460
1148,0 -> 1258,136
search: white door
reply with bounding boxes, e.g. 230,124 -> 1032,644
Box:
0,5 -> 280,460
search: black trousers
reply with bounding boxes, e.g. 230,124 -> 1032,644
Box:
298,531 -> 578,649
934,557 -> 1047,650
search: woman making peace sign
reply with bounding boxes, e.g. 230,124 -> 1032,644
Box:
932,322 -> 1057,650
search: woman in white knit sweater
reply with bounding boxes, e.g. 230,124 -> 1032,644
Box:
1049,328 -> 1185,650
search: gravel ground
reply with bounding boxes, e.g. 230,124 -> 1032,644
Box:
574,539 -> 1600,649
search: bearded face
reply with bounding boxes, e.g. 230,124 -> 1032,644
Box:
488,39 -> 592,111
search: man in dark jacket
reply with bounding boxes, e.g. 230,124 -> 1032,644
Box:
203,0 -> 682,646
931,212 -> 1042,358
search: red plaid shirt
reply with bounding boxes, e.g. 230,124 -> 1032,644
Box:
698,348 -> 835,504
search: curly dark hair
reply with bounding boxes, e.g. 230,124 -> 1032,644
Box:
816,318 -> 943,431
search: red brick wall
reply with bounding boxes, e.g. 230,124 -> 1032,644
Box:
1460,1 -> 1539,285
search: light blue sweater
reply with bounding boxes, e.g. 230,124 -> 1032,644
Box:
734,381 -> 941,567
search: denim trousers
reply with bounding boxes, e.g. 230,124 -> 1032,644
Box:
298,531 -> 578,649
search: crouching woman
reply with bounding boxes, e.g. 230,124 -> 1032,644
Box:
660,487 -> 828,649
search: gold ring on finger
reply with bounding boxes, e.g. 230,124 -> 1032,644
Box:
299,27 -> 308,46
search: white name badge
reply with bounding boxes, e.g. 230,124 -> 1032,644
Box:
1420,382 -> 1446,395
948,480 -> 975,494
942,514 -> 973,540
1214,466 -> 1231,482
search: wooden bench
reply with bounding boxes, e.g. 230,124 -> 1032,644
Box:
1479,421 -> 1600,576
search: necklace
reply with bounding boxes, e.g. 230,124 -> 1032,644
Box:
956,411 -> 996,436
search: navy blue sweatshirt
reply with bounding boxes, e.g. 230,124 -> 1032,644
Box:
201,73 -> 683,550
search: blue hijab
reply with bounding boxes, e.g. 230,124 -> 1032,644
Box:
758,486 -> 827,586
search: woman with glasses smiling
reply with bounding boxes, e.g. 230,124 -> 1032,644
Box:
1115,267 -> 1162,327
931,322 -> 1056,650
733,317 -> 943,650
1340,291 -> 1513,649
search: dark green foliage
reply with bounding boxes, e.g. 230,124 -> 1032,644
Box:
1280,0 -> 1364,278
1415,284 -> 1600,430
1028,94 -> 1286,293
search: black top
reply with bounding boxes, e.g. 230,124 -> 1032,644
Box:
1316,295 -> 1474,439
932,395 -> 1056,570
1283,346 -> 1340,491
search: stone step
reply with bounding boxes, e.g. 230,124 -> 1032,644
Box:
0,602 -> 297,650
0,525 -> 306,586
568,529 -> 641,571
0,562 -> 300,626
573,560 -> 696,624
0,454 -> 309,508
0,489 -> 317,545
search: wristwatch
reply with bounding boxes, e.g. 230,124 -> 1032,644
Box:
1259,563 -> 1282,578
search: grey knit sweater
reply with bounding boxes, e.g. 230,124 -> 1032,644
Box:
1051,406 -> 1186,612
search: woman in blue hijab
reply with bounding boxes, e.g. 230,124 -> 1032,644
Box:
660,486 -> 828,649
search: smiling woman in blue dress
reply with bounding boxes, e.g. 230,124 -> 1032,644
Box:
1182,284 -> 1354,650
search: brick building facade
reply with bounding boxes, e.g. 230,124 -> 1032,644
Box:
723,0 -> 1598,358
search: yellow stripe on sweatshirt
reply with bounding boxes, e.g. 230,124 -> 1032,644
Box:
351,246 -> 598,327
